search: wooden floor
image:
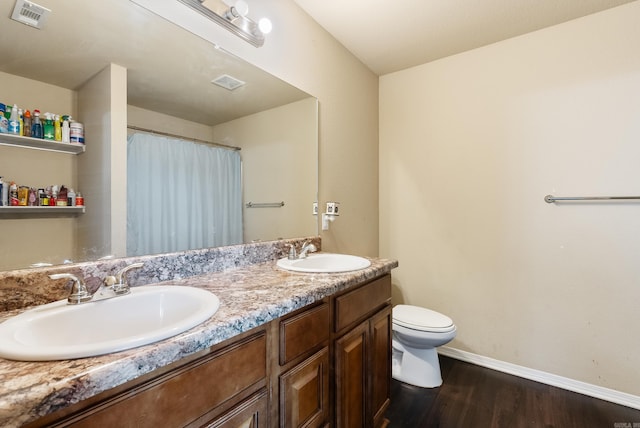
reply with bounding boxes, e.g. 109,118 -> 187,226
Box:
384,356 -> 640,428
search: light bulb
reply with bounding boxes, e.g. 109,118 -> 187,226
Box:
233,0 -> 248,17
258,17 -> 272,34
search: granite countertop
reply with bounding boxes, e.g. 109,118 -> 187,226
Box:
0,256 -> 397,427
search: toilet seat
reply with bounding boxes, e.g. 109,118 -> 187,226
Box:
393,305 -> 455,333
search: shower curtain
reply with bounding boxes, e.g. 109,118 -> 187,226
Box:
127,133 -> 242,256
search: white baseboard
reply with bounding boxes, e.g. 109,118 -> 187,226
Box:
438,346 -> 640,411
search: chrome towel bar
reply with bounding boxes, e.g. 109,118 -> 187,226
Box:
544,195 -> 640,203
245,201 -> 285,208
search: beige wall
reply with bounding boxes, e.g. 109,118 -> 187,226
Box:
380,2 -> 640,396
136,0 -> 380,257
212,98 -> 317,243
128,105 -> 216,141
218,1 -> 380,256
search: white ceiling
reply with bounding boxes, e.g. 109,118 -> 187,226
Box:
293,0 -> 637,75
0,0 -> 308,126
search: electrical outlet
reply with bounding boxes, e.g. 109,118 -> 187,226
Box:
312,202 -> 318,215
326,202 -> 340,215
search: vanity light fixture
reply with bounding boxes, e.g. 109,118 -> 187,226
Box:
177,0 -> 272,47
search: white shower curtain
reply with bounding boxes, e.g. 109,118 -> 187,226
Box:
127,133 -> 242,256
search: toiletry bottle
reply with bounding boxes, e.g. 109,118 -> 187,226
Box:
50,185 -> 58,206
27,188 -> 37,206
54,114 -> 62,141
67,188 -> 76,206
70,121 -> 84,144
1,180 -> 8,206
0,177 -> 4,206
43,113 -> 54,140
18,108 -> 24,136
8,104 -> 20,135
75,192 -> 84,207
0,104 -> 8,133
18,186 -> 29,206
61,115 -> 70,143
38,188 -> 46,206
9,182 -> 18,206
57,185 -> 68,206
31,110 -> 43,139
23,110 -> 32,137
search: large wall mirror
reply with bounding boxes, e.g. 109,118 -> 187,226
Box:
0,0 -> 318,271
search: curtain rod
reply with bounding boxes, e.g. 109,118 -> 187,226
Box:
127,125 -> 241,151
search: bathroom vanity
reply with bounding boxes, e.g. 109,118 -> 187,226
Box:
0,240 -> 397,428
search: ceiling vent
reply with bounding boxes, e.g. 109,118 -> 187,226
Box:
211,74 -> 246,91
11,0 -> 51,30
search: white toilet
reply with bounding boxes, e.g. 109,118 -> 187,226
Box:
392,304 -> 457,388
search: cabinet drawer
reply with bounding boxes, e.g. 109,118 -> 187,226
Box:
54,332 -> 267,427
280,302 -> 330,365
334,275 -> 391,333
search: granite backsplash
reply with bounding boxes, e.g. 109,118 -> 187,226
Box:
0,237 -> 321,312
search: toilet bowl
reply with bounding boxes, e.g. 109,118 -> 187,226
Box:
392,304 -> 456,388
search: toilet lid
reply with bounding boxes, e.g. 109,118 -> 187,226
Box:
393,305 -> 454,332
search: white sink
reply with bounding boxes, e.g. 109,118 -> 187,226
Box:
277,253 -> 371,273
0,286 -> 220,361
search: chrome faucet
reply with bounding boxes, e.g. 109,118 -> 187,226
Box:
287,241 -> 318,260
50,262 -> 144,305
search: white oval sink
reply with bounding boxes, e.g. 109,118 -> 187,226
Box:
0,286 -> 220,361
277,253 -> 371,273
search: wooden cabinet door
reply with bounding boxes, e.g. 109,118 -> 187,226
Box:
370,306 -> 391,428
335,321 -> 368,428
279,347 -> 329,428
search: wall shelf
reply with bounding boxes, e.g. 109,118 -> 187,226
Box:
0,206 -> 85,218
0,133 -> 85,154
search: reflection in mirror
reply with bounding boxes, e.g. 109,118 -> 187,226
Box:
0,0 -> 318,271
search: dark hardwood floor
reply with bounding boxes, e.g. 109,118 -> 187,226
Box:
385,356 -> 640,428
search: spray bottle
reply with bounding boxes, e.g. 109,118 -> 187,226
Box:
8,104 -> 20,135
54,114 -> 62,141
23,110 -> 32,137
31,110 -> 43,139
61,115 -> 70,143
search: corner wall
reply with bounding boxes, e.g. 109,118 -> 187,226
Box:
380,2 -> 640,396
77,64 -> 128,260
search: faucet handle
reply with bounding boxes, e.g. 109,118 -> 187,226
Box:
49,273 -> 92,305
288,244 -> 297,260
114,262 -> 144,291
